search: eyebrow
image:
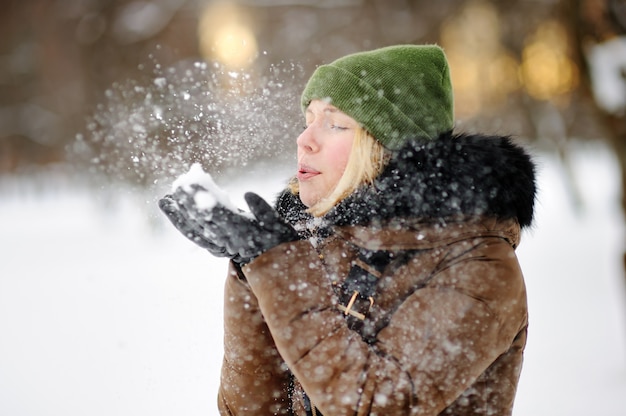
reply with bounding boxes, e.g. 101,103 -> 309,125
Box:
305,106 -> 341,115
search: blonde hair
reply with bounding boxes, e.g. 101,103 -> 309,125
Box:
290,126 -> 389,217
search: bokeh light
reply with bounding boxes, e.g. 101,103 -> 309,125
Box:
520,20 -> 579,102
441,0 -> 521,118
198,2 -> 258,69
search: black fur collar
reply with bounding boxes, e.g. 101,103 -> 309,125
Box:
276,132 -> 537,230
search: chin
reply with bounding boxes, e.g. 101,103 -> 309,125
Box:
298,189 -> 319,208
298,194 -> 314,208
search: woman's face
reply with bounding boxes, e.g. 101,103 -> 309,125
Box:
297,99 -> 357,207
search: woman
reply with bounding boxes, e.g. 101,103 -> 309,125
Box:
160,44 -> 537,415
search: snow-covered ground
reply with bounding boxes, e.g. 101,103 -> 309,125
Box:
1,142 -> 625,415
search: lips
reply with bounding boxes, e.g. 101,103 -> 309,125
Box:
297,164 -> 320,181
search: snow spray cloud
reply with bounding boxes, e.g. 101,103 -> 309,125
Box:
72,53 -> 304,188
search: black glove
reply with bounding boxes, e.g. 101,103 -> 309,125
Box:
159,186 -> 298,265
158,189 -> 243,261
214,191 -> 300,263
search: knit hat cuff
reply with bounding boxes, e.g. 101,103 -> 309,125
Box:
301,65 -> 432,149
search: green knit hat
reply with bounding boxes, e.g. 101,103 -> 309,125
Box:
301,44 -> 454,150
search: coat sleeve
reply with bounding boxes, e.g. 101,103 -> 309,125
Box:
218,262 -> 292,415
242,239 -> 526,416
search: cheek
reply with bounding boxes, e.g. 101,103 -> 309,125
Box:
329,140 -> 353,171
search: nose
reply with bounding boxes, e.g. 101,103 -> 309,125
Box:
296,124 -> 318,153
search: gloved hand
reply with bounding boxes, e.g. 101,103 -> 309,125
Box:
159,187 -> 243,261
159,186 -> 299,265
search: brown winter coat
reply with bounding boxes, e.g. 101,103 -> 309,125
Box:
217,133 -> 536,415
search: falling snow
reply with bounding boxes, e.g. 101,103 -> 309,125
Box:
2,46 -> 626,415
72,57 -> 304,187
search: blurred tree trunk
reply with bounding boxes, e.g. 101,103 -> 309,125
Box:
571,0 -> 626,272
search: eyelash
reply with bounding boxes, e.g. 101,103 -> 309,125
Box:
302,123 -> 348,131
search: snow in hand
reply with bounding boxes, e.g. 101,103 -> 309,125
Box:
172,163 -> 244,214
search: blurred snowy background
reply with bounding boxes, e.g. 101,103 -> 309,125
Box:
2,0 -> 626,415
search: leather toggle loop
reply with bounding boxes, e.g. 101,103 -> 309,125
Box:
338,290 -> 374,321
